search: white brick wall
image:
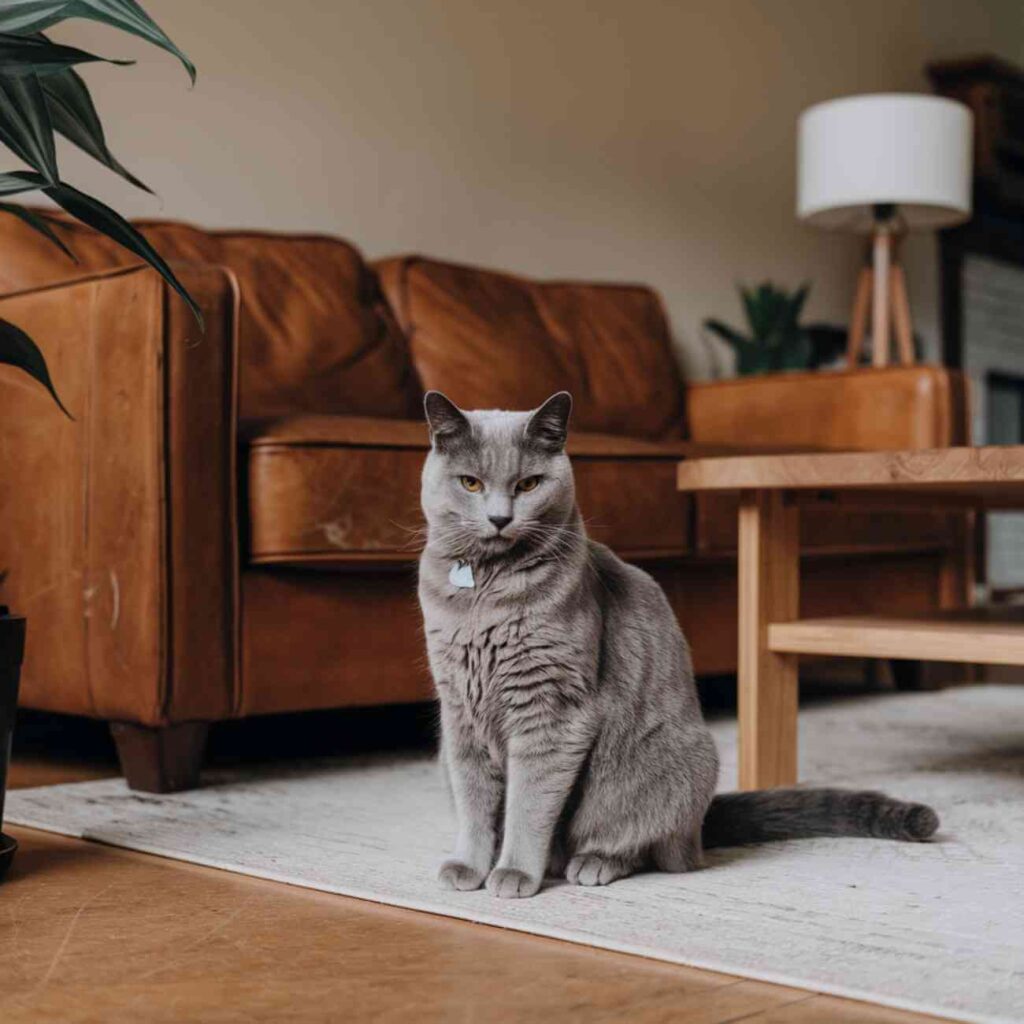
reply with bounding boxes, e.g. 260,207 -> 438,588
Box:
963,255 -> 1024,589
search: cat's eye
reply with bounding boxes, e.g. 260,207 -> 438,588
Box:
516,476 -> 541,494
459,475 -> 483,493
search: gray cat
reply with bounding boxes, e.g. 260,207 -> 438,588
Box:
418,391 -> 938,899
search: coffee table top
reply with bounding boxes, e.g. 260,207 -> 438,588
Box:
676,445 -> 1024,507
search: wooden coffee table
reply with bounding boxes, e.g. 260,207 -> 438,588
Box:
677,445 -> 1024,791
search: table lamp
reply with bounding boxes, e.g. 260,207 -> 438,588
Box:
797,94 -> 973,367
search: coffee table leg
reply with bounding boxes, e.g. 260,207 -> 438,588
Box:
737,490 -> 799,790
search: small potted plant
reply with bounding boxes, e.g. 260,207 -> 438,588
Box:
704,282 -> 847,375
0,0 -> 199,881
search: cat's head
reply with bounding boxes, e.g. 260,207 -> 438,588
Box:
421,391 -> 575,559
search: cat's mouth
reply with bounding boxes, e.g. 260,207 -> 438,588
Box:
479,532 -> 516,549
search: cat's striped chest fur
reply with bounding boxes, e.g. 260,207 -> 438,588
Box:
425,598 -> 593,745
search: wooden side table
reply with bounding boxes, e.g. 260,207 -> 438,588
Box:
676,446 -> 1024,791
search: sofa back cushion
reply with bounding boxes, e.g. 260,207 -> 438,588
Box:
0,213 -> 421,422
376,256 -> 686,439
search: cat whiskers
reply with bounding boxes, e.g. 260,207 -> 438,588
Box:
390,519 -> 431,553
519,522 -> 586,568
430,515 -> 485,560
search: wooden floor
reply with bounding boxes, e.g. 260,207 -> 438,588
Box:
2,713 -> 954,1023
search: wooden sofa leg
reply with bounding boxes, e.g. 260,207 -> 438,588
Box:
110,722 -> 210,793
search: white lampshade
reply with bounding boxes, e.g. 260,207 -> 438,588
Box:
797,93 -> 973,231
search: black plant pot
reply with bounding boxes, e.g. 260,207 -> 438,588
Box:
0,606 -> 25,883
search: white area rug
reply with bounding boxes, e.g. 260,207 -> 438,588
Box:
8,686 -> 1024,1024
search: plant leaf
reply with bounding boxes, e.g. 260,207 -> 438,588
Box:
44,180 -> 201,324
0,70 -> 57,181
790,281 -> 810,322
0,199 -> 75,258
703,317 -> 752,349
778,333 -> 812,371
40,64 -> 151,193
0,314 -> 70,415
0,2 -> 67,34
736,343 -> 773,376
765,285 -> 788,339
0,1 -> 194,84
738,284 -> 757,332
0,30 -> 130,75
0,166 -> 45,193
740,284 -> 771,341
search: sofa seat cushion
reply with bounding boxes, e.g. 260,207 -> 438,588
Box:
247,415 -> 694,566
375,256 -> 686,439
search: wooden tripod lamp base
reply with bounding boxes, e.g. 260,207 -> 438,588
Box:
798,95 -> 972,371
846,217 -> 915,368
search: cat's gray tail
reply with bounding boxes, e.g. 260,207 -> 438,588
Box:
702,788 -> 939,848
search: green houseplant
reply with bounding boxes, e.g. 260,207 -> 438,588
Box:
704,282 -> 813,376
703,280 -> 849,376
0,0 -> 198,880
704,281 -> 917,375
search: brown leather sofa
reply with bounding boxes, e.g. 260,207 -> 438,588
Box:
0,216 -> 970,791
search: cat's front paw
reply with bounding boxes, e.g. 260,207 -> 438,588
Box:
486,866 -> 541,899
438,859 -> 486,891
566,853 -> 632,887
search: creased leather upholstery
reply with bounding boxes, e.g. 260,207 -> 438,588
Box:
0,263 -> 239,725
687,365 -> 969,451
248,416 -> 694,564
0,212 -> 421,422
376,256 -> 685,438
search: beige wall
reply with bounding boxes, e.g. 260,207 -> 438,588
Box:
51,1 -> 1024,377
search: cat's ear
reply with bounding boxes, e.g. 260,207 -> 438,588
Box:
525,392 -> 572,453
424,391 -> 470,451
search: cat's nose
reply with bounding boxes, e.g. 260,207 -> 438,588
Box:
488,514 -> 513,532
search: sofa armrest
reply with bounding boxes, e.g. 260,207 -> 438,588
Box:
0,263 -> 239,726
685,366 -> 969,451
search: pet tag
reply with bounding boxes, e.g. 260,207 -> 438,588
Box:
449,561 -> 475,589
